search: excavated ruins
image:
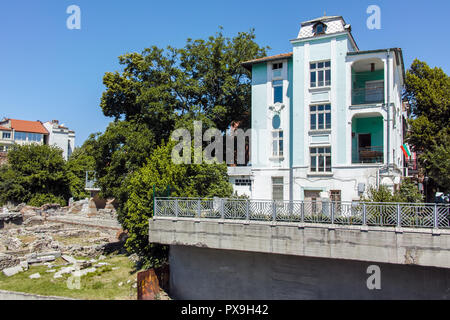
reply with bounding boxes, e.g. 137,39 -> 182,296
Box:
0,198 -> 126,278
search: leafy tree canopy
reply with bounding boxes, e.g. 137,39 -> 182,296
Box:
404,59 -> 450,193
0,144 -> 70,206
100,28 -> 268,137
94,28 -> 267,201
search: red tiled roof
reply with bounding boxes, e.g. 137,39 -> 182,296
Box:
0,126 -> 11,131
242,52 -> 293,70
8,119 -> 48,134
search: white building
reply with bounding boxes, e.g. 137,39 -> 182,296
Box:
236,15 -> 406,202
43,120 -> 75,160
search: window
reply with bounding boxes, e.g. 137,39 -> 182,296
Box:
272,63 -> 283,79
310,61 -> 331,87
310,104 -> 331,130
313,22 -> 327,35
273,80 -> 283,104
2,132 -> 11,139
272,177 -> 284,201
272,63 -> 283,70
272,130 -> 284,157
235,179 -> 251,186
330,190 -> 341,202
310,147 -> 332,172
15,132 -> 26,141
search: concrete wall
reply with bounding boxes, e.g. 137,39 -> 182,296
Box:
149,217 -> 450,269
169,245 -> 450,300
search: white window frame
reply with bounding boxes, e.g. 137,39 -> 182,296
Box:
310,104 -> 331,131
2,132 -> 11,139
272,129 -> 284,157
310,146 -> 332,173
310,60 -> 331,88
272,177 -> 284,201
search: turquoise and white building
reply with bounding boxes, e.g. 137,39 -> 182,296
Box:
238,15 -> 406,202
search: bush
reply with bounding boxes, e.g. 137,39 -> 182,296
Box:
28,193 -> 67,207
363,179 -> 424,203
120,141 -> 233,267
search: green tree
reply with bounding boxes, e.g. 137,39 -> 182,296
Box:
88,121 -> 156,201
0,144 -> 70,206
121,141 -> 233,267
66,145 -> 96,200
93,28 -> 267,200
100,28 -> 268,137
404,59 -> 450,194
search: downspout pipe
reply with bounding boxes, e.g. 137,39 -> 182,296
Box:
289,79 -> 294,203
386,49 -> 391,169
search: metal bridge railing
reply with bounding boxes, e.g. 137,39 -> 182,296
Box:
154,198 -> 450,230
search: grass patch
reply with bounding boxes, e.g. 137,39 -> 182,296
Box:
0,254 -> 140,300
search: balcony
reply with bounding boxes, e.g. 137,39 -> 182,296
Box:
359,146 -> 384,163
352,115 -> 384,164
352,85 -> 384,105
351,58 -> 385,106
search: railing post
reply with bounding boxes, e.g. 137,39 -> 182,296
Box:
272,201 -> 276,222
175,199 -> 179,218
362,203 -> 367,226
331,201 -> 335,224
434,204 -> 438,229
220,199 -> 224,219
301,202 -> 305,223
197,199 -> 201,218
246,200 -> 250,221
397,204 -> 401,228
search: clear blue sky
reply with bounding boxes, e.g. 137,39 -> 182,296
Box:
0,0 -> 449,147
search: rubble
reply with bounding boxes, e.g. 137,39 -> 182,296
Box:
29,273 -> 41,279
2,265 -> 24,277
0,198 -> 122,281
0,253 -> 20,271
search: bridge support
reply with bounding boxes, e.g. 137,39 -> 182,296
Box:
169,245 -> 450,300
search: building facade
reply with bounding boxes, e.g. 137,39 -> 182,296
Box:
240,16 -> 406,202
0,119 -> 48,149
0,118 -> 75,161
43,120 -> 76,160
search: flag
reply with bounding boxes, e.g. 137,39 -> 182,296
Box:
401,144 -> 411,159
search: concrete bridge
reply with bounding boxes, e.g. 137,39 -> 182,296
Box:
149,198 -> 450,300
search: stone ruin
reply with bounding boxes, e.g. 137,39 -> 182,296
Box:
0,198 -> 126,278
